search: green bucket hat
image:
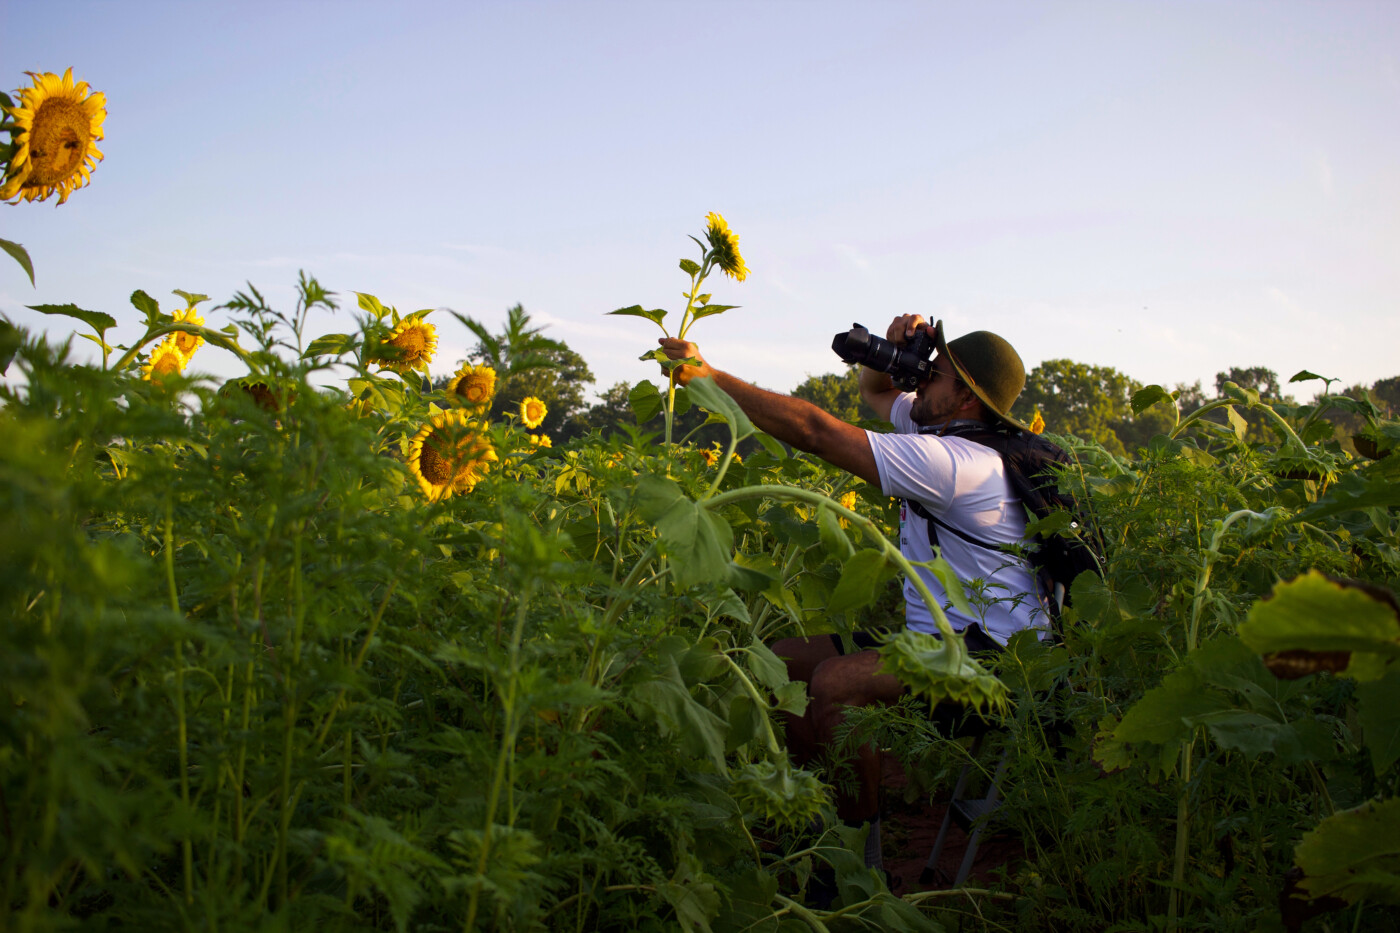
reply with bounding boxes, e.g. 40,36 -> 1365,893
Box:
931,320 -> 1030,432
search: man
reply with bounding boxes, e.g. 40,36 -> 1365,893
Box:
658,313 -> 1043,869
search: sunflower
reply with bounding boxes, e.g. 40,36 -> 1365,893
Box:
1,69 -> 107,205
170,307 -> 205,358
1029,410 -> 1046,435
371,316 -> 437,373
704,211 -> 749,282
446,363 -> 496,406
407,408 -> 498,501
839,490 -> 859,528
700,448 -> 718,467
529,433 -> 552,449
142,336 -> 188,383
519,396 -> 547,429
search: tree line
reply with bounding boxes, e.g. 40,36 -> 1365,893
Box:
447,305 -> 1400,455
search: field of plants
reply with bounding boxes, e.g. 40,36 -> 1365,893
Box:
5,69 -> 1400,933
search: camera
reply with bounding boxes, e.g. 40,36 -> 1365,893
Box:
831,322 -> 937,391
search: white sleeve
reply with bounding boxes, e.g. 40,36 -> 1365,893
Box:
864,429 -> 958,512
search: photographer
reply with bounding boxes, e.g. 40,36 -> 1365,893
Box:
658,314 -> 1043,870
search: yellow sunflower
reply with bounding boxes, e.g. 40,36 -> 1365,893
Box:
446,363 -> 496,406
407,408 -> 498,501
1,69 -> 107,205
170,307 -> 205,359
529,433 -> 552,449
142,336 -> 188,383
371,316 -> 437,373
519,396 -> 547,429
700,448 -> 718,467
1029,410 -> 1046,435
838,490 -> 859,528
704,211 -> 749,282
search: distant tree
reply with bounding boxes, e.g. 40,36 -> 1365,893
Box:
434,303 -> 596,438
558,381 -> 634,443
1215,366 -> 1283,400
791,367 -> 878,423
1370,376 -> 1400,416
1011,359 -> 1176,456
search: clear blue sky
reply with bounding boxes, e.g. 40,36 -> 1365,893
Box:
4,1 -> 1398,404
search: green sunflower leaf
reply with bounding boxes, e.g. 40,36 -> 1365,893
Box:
171,289 -> 210,307
608,304 -> 668,326
303,333 -> 358,359
1131,384 -> 1175,416
686,376 -> 754,443
1237,571 -> 1400,666
1,237 -> 34,286
30,303 -> 117,338
1294,798 -> 1400,905
628,379 -> 664,423
678,259 -> 701,276
828,548 -> 888,614
690,303 -> 739,323
129,289 -> 161,325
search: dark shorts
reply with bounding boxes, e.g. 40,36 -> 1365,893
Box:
829,623 -> 1002,657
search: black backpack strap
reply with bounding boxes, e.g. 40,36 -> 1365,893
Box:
904,497 -> 1003,553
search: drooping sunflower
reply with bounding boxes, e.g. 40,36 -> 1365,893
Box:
446,363 -> 496,407
1029,410 -> 1046,435
142,336 -> 188,383
1,69 -> 107,205
704,211 -> 749,282
529,434 -> 552,450
370,316 -> 437,373
407,408 -> 498,501
170,307 -> 205,359
519,396 -> 547,429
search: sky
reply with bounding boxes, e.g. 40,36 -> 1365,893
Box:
3,0 -> 1398,405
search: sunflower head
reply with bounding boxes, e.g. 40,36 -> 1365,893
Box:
839,491 -> 858,511
704,211 -> 749,282
2,69 -> 107,205
142,336 -> 188,384
170,307 -> 205,359
370,315 -> 438,373
519,396 -> 547,429
1029,410 -> 1046,435
408,408 -> 498,502
700,448 -> 718,468
446,363 -> 496,407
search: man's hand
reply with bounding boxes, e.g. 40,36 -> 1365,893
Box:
657,337 -> 716,386
885,314 -> 929,347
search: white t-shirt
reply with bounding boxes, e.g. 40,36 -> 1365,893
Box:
865,394 -> 1045,644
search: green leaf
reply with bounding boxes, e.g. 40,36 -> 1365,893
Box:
1,237 -> 35,286
1357,672 -> 1400,775
691,303 -> 739,323
1131,384 -> 1175,416
829,549 -> 888,614
685,376 -> 754,443
628,379 -> 664,424
672,384 -> 692,418
0,319 -> 20,375
1237,571 -> 1400,664
922,555 -> 973,617
29,303 -> 117,337
678,259 -> 701,276
745,639 -> 789,692
1294,474 -> 1400,523
356,292 -> 389,319
607,304 -> 668,326
302,333 -> 358,358
817,504 -> 856,562
1290,369 -> 1327,383
1294,798 -> 1400,905
130,289 -> 162,325
77,332 -> 116,355
754,432 -> 787,458
171,289 -> 210,307
635,477 -> 734,587
1225,405 -> 1249,442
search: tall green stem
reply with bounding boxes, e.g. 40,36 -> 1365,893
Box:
164,504 -> 194,906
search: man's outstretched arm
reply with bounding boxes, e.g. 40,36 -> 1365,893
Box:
658,338 -> 880,487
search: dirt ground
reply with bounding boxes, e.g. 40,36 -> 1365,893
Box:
878,752 -> 1025,895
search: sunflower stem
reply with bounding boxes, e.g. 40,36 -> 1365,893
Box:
163,503 -> 194,906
